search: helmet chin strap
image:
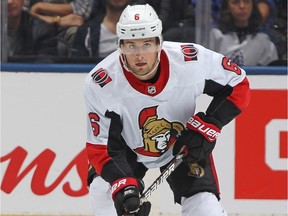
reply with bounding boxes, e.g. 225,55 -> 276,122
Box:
120,50 -> 161,80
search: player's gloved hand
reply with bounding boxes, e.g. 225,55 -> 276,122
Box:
173,112 -> 222,164
135,179 -> 151,216
133,201 -> 151,216
112,177 -> 151,216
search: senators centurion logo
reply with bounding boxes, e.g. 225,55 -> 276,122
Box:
134,106 -> 184,157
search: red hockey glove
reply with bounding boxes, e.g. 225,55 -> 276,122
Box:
173,112 -> 222,165
112,177 -> 151,216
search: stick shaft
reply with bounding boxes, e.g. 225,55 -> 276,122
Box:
140,153 -> 185,200
140,154 -> 204,200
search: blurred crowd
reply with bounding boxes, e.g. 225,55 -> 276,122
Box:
5,0 -> 287,65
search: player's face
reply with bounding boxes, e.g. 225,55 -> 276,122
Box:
121,38 -> 160,80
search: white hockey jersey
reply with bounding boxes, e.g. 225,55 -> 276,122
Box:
84,41 -> 250,181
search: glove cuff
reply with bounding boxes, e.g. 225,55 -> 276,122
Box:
186,112 -> 221,142
111,177 -> 138,199
197,112 -> 222,129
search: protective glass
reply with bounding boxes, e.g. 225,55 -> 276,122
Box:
120,43 -> 161,55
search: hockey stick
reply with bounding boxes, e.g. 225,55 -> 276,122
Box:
123,150 -> 204,216
140,148 -> 204,200
123,153 -> 186,216
140,152 -> 185,200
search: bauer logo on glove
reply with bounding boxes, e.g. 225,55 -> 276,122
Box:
186,115 -> 221,142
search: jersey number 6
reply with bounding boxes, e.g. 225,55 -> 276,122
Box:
222,57 -> 241,75
89,112 -> 100,137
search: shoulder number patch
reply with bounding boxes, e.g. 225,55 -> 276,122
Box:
222,57 -> 241,75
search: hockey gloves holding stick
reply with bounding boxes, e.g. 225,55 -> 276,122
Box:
112,177 -> 151,216
173,112 -> 222,166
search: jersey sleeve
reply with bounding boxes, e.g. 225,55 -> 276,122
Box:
84,72 -> 135,185
201,46 -> 251,126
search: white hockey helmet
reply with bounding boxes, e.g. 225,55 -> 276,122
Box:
116,4 -> 163,46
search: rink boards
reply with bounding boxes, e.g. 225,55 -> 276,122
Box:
1,67 -> 287,215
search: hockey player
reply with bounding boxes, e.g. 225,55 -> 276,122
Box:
84,4 -> 250,216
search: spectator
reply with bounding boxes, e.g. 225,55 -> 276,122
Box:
133,0 -> 174,33
212,0 -> 276,30
23,0 -> 68,11
155,0 -> 196,42
7,0 -> 58,62
209,0 -> 278,66
120,0 -> 196,43
272,0 -> 287,64
257,0 -> 287,65
213,0 -> 277,34
28,0 -> 94,55
71,0 -> 132,59
29,0 -> 93,21
211,0 -> 222,25
257,0 -> 276,30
